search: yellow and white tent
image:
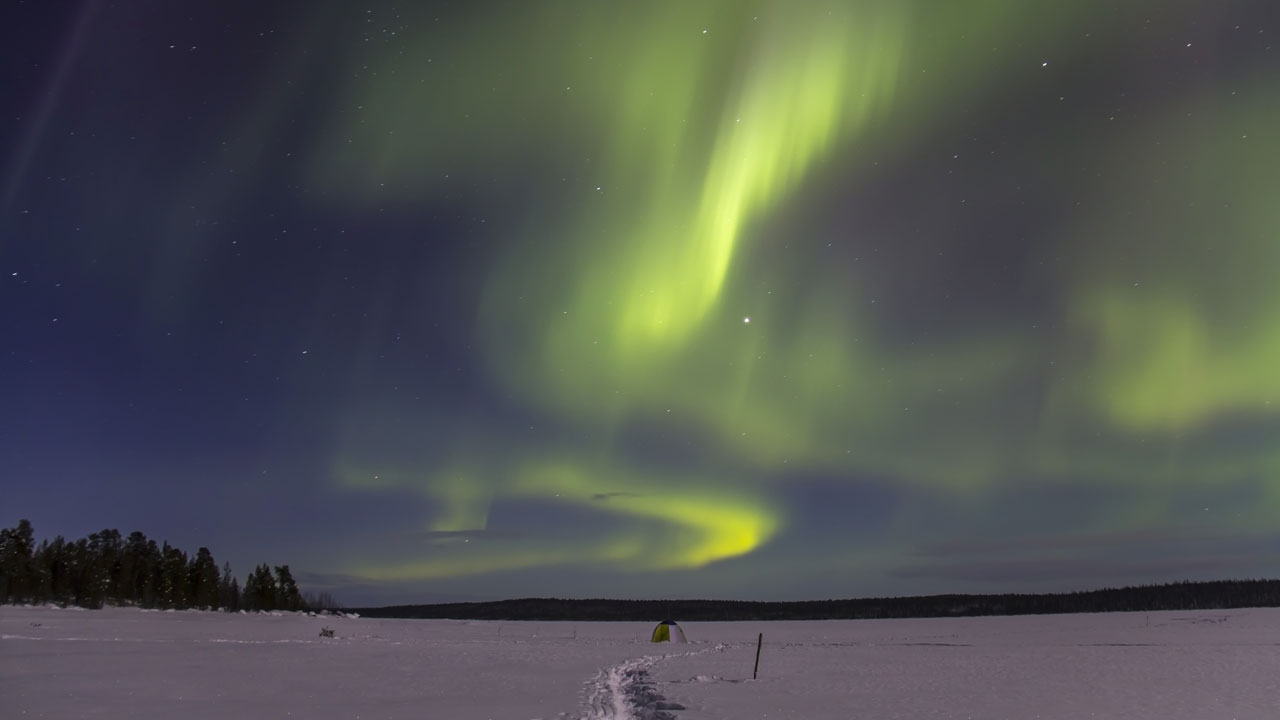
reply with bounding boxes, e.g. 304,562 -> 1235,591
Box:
650,620 -> 687,643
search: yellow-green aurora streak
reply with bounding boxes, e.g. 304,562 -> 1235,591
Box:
337,458 -> 779,580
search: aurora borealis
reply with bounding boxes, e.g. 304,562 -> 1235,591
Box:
3,0 -> 1278,605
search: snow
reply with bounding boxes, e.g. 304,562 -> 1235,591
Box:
3,605 -> 1278,719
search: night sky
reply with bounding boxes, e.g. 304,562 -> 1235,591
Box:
3,0 -> 1278,606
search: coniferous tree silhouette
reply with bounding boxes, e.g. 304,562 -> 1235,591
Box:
254,564 -> 278,610
0,519 -> 35,602
70,537 -> 107,608
140,539 -> 161,608
218,561 -> 240,611
241,567 -> 260,611
120,531 -> 148,604
88,529 -> 123,604
190,548 -> 220,610
160,543 -> 190,609
0,520 -> 327,612
275,565 -> 303,611
37,536 -> 72,604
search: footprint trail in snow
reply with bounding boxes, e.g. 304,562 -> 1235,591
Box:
577,644 -> 726,720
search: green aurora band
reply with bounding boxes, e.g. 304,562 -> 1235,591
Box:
312,1 -> 1280,586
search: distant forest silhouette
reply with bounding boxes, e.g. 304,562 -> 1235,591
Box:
0,520 -> 336,611
4,519 -> 1276,620
356,580 -> 1280,622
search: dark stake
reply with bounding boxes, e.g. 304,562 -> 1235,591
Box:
753,632 -> 763,679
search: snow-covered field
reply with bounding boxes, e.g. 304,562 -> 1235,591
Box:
3,605 -> 1278,719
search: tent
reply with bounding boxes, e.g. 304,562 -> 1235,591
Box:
650,620 -> 687,643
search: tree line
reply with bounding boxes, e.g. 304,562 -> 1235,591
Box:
356,579 -> 1280,621
0,519 -> 334,611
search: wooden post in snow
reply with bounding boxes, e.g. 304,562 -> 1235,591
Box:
753,632 -> 763,679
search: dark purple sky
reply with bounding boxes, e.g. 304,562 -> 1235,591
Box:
3,0 -> 1278,606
